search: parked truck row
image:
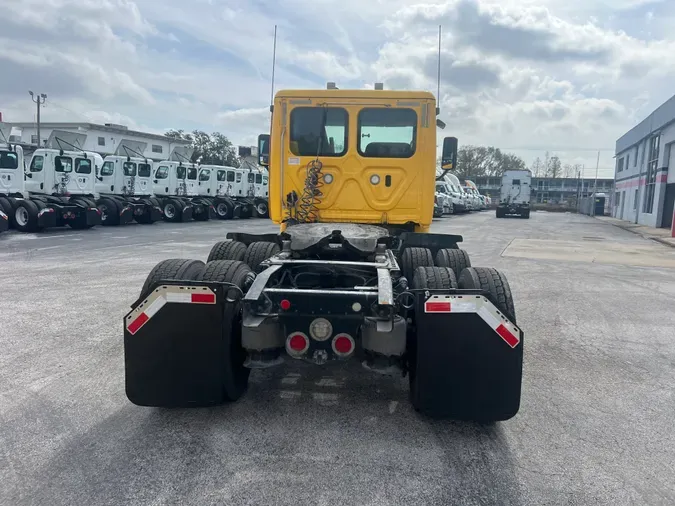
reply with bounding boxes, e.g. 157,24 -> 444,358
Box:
0,142 -> 270,234
434,172 -> 491,217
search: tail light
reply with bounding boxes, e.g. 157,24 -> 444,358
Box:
332,333 -> 355,357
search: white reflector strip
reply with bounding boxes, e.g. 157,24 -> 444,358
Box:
166,292 -> 192,303
126,285 -> 217,334
477,306 -> 500,330
423,294 -> 521,348
144,296 -> 167,318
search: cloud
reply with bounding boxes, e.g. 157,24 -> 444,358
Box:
1,0 -> 674,177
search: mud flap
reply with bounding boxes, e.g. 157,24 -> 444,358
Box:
37,208 -> 57,228
0,211 -> 8,232
85,207 -> 102,226
412,292 -> 523,421
123,283 -> 236,407
120,205 -> 134,225
180,205 -> 193,222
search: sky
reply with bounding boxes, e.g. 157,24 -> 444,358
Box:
2,0 -> 675,178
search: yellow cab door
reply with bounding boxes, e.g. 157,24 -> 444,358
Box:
269,91 -> 436,229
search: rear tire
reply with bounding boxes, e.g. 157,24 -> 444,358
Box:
254,198 -> 269,218
13,200 -> 41,232
197,260 -> 253,401
98,197 -> 121,226
458,267 -> 516,323
207,241 -> 247,262
163,199 -> 182,222
243,241 -> 280,271
435,249 -> 471,280
399,247 -> 434,282
411,266 -> 458,290
140,259 -> 206,298
214,199 -> 234,220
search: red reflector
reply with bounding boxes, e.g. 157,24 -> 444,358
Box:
288,334 -> 306,351
496,324 -> 519,348
280,299 -> 291,310
334,335 -> 352,354
425,301 -> 451,313
192,293 -> 215,303
127,312 -> 149,335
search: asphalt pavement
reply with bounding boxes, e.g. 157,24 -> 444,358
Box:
1,211 -> 674,506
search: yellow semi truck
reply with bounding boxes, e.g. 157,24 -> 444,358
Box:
123,85 -> 523,421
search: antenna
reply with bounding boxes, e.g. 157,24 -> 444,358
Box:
436,25 -> 442,115
270,24 -> 278,114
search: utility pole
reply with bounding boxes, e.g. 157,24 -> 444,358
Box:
29,91 -> 47,147
591,151 -> 600,216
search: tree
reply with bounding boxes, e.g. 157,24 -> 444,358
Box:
530,157 -> 545,177
451,145 -> 527,179
164,129 -> 240,167
546,155 -> 562,178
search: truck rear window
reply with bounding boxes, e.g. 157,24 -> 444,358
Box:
55,156 -> 73,172
123,162 -> 137,176
75,158 -> 92,174
290,107 -> 348,157
256,173 -> 262,184
358,108 -> 417,158
187,167 -> 197,180
512,179 -> 521,185
138,164 -> 152,177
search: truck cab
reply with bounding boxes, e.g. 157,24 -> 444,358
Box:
258,88 -> 449,232
98,155 -> 154,197
152,161 -> 211,222
26,148 -> 98,198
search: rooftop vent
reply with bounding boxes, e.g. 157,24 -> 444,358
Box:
327,82 -> 338,90
104,123 -> 128,130
374,83 -> 384,90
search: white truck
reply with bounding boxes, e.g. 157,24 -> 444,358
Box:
95,155 -> 162,225
497,169 -> 531,219
196,164 -> 246,219
435,172 -> 468,213
152,160 -> 213,222
0,144 -> 101,232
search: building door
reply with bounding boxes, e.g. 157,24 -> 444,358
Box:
620,191 -> 625,219
662,183 -> 675,229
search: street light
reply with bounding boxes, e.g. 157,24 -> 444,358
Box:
29,90 -> 47,147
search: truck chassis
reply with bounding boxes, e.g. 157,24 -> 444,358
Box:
124,223 -> 523,422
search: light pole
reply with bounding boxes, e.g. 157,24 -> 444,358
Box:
29,91 -> 47,147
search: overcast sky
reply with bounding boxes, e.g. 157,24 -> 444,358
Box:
2,0 -> 674,177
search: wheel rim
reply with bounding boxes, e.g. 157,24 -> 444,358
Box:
164,204 -> 175,219
217,203 -> 229,216
98,204 -> 108,221
15,206 -> 29,227
256,203 -> 267,215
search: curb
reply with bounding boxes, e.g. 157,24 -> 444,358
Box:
601,219 -> 675,249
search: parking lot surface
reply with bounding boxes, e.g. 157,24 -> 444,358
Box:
1,211 -> 674,506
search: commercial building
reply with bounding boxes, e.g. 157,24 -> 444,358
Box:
474,176 -> 614,206
3,122 -> 190,161
613,94 -> 675,229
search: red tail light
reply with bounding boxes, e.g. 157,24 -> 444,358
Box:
286,332 -> 309,356
332,333 -> 355,357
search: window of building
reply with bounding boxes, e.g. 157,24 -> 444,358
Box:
358,108 -> 417,158
98,137 -> 106,146
187,167 -> 197,180
138,163 -> 152,177
643,135 -> 659,213
625,154 -> 629,168
290,107 -> 348,157
152,145 -> 163,154
199,169 -> 211,181
217,170 -> 226,182
75,158 -> 92,174
55,156 -> 73,172
1,151 -> 19,169
634,147 -> 638,166
617,157 -> 624,172
255,173 -> 262,184
123,162 -> 137,176
614,192 -> 620,207
226,171 -> 235,182
633,189 -> 638,210
101,161 -> 114,176
31,135 -> 38,145
155,166 -> 169,179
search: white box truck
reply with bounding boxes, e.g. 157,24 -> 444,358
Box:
497,170 -> 531,218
